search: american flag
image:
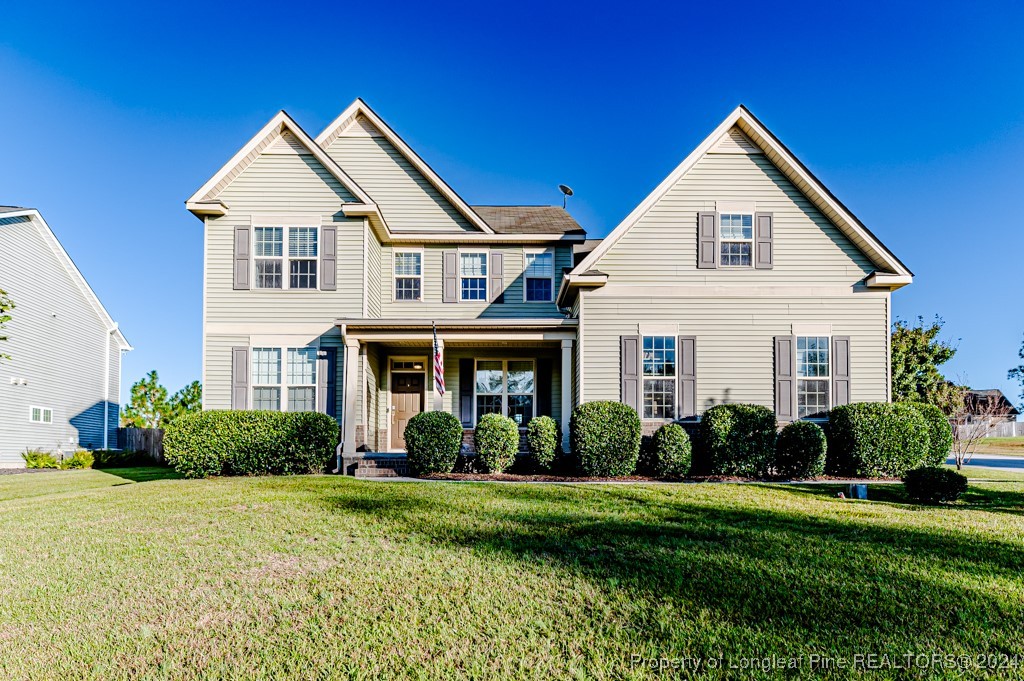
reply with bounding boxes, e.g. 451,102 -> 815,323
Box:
433,324 -> 445,395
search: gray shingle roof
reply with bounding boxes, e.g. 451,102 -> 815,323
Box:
470,205 -> 586,236
0,206 -> 27,214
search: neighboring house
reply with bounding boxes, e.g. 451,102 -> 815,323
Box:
0,207 -> 131,465
964,389 -> 1019,423
189,101 -> 911,471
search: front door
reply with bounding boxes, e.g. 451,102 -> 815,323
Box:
391,373 -> 424,450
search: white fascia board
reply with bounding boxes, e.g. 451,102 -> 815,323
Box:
865,272 -> 913,289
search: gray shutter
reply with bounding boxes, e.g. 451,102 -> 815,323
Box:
489,252 -> 504,303
697,212 -> 718,269
754,212 -> 773,269
231,346 -> 249,409
442,250 -> 458,303
621,335 -> 641,414
774,336 -> 795,421
320,225 -> 337,290
233,227 -> 251,290
678,336 -> 696,418
459,358 -> 474,426
832,336 -> 851,407
316,347 -> 336,414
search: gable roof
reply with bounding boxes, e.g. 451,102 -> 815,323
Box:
572,105 -> 913,288
315,99 -> 495,234
966,389 -> 1020,416
471,206 -> 585,236
0,208 -> 131,350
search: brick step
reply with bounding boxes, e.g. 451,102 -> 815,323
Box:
354,455 -> 409,478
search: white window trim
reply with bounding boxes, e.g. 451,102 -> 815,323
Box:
472,358 -> 536,428
718,212 -> 754,268
641,335 -> 677,421
458,248 -> 489,302
392,248 -> 424,302
796,334 -> 831,420
251,345 -> 318,412
252,224 -> 320,291
522,248 -> 555,303
29,406 -> 53,424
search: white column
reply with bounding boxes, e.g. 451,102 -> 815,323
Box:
432,338 -> 445,412
342,337 -> 360,455
561,339 -> 573,453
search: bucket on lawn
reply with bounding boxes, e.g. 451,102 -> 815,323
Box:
847,484 -> 867,500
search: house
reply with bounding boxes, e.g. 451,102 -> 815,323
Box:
963,389 -> 1019,423
0,207 -> 131,465
188,101 -> 911,473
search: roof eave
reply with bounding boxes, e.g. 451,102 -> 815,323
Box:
556,271 -> 609,309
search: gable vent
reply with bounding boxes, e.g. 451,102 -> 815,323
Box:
709,126 -> 762,154
266,129 -> 312,155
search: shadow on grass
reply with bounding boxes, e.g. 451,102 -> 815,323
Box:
99,466 -> 184,483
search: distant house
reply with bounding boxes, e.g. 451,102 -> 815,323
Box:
964,389 -> 1020,423
0,207 -> 131,465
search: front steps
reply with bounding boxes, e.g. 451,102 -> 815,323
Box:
350,453 -> 409,478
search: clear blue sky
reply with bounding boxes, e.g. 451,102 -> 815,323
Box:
1,1 -> 1021,408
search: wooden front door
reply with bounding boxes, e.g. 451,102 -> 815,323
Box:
391,373 -> 424,450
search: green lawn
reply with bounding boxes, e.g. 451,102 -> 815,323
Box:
974,436 -> 1024,454
1,469 -> 1023,679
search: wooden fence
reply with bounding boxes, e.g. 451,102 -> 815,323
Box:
987,421 -> 1024,438
117,428 -> 164,462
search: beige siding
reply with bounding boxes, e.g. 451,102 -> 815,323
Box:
580,292 -> 889,415
324,134 -> 477,233
364,224 -> 382,317
594,151 -> 874,285
203,334 -> 247,409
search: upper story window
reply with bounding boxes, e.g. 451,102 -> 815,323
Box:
252,346 -> 317,412
719,213 -> 753,267
394,251 -> 423,301
29,406 -> 53,424
254,226 -> 318,289
642,336 -> 676,419
460,252 -> 487,301
796,336 -> 830,418
524,251 -> 554,302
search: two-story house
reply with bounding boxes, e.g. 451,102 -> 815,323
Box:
188,101 -> 911,470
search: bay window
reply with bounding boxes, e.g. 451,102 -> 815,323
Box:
475,359 -> 535,426
796,336 -> 830,418
642,335 -> 676,419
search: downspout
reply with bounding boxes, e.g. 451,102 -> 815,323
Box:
103,327 -> 112,449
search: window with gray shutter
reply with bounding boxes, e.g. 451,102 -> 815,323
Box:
231,346 -> 249,409
442,250 -> 458,303
774,336 -> 795,421
489,252 -> 504,303
754,213 -> 773,269
832,336 -> 851,407
697,212 -> 718,269
678,336 -> 696,418
320,225 -> 337,290
620,335 -> 640,413
233,227 -> 251,290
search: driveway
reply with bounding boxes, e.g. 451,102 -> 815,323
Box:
948,454 -> 1024,472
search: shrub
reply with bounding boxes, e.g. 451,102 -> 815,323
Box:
903,466 -> 968,504
695,404 -> 777,477
526,416 -> 559,471
163,410 -> 338,478
60,450 -> 94,470
22,450 -> 58,469
649,423 -> 692,478
92,449 -> 149,469
774,421 -> 826,478
908,402 -> 954,467
826,402 -> 930,478
474,414 -> 520,474
404,410 -> 463,476
570,401 -> 641,477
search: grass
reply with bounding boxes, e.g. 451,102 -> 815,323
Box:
973,436 -> 1024,454
0,469 -> 1022,679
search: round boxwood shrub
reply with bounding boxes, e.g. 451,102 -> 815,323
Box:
526,415 -> 559,471
826,402 -> 930,478
695,404 -> 777,477
403,410 -> 463,476
164,410 -> 338,478
649,423 -> 692,478
474,413 -> 520,474
570,401 -> 641,477
908,402 -> 954,468
903,466 -> 968,504
774,421 -> 826,478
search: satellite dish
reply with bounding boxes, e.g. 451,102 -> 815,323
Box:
558,184 -> 574,207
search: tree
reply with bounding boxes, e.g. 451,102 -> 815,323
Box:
891,316 -> 959,411
0,288 -> 13,361
1009,335 -> 1024,407
122,371 -> 202,428
949,386 -> 1013,469
167,380 -> 203,424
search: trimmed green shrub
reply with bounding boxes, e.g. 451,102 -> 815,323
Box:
474,414 -> 520,474
570,401 -> 641,477
404,410 -> 463,476
163,410 -> 338,478
22,450 -> 58,469
903,466 -> 968,504
695,404 -> 777,477
826,402 -> 930,478
908,402 -> 954,467
774,421 -> 826,478
60,450 -> 94,470
649,423 -> 692,478
526,416 -> 559,471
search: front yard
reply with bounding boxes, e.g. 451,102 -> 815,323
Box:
1,469 -> 1022,679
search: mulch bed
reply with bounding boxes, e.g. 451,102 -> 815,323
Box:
0,468 -> 57,476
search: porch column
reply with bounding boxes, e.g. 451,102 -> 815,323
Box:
342,337 -> 360,455
432,337 -> 445,412
561,339 -> 573,453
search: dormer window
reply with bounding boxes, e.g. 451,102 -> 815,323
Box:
719,214 -> 753,267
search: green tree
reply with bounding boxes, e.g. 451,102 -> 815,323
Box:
0,288 -> 13,361
121,372 -> 203,429
167,380 -> 203,424
1009,335 -> 1024,406
891,316 -> 960,411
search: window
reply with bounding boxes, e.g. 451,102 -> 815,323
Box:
29,406 -> 53,424
642,336 -> 676,419
394,251 -> 422,301
254,226 -> 318,289
475,359 -> 535,426
460,252 -> 487,301
524,251 -> 554,302
797,336 -> 830,418
719,213 -> 753,267
252,346 -> 318,412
